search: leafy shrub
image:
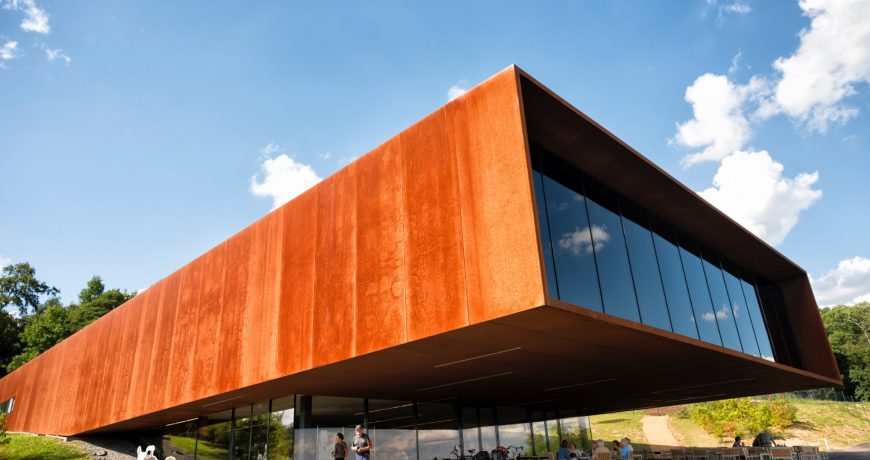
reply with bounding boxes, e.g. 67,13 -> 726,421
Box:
0,413 -> 9,446
688,397 -> 796,439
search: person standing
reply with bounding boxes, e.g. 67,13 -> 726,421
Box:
333,432 -> 348,460
352,424 -> 372,459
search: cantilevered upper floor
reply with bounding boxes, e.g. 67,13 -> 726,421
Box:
0,66 -> 840,437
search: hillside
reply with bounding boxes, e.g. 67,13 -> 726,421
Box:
589,400 -> 870,451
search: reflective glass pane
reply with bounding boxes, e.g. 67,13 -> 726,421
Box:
532,420 -> 547,455
541,172 -> 602,311
546,417 -> 560,453
250,401 -> 270,460
460,407 -> 480,457
196,409 -> 232,460
497,407 -> 532,456
533,168 -> 559,298
479,408 -> 498,455
621,204 -> 672,331
368,399 -> 416,460
742,278 -> 775,361
559,416 -> 591,451
678,241 -> 722,346
723,267 -> 760,357
700,255 -> 742,352
232,405 -> 252,460
293,395 -> 362,460
585,183 -> 640,322
651,227 -> 698,339
162,418 -> 198,459
268,396 -> 295,460
416,401 -> 459,460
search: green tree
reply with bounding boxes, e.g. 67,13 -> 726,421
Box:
820,303 -> 870,401
78,275 -> 106,305
5,298 -> 74,372
68,277 -> 133,330
0,263 -> 59,316
0,311 -> 22,377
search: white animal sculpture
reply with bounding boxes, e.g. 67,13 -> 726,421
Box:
136,445 -> 158,460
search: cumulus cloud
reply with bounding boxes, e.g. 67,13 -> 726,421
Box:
558,225 -> 610,256
673,73 -> 768,166
0,41 -> 17,66
3,0 -> 50,34
756,0 -> 870,132
811,256 -> 870,306
672,1 -> 870,245
250,143 -> 322,210
45,47 -> 70,65
447,80 -> 469,101
699,150 -> 821,245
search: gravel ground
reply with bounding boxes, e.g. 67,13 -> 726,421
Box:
69,433 -> 165,459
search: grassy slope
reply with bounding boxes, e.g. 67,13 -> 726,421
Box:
0,434 -> 89,460
781,400 -> 870,449
589,410 -> 650,450
590,401 -> 870,450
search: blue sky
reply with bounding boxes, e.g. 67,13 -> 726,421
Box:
1,0 -> 868,307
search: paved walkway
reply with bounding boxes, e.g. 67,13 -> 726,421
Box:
641,415 -> 678,449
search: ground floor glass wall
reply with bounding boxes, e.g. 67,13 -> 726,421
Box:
160,394 -> 591,460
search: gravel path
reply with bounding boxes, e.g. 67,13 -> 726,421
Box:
641,415 -> 678,449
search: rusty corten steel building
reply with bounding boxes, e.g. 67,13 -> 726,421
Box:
0,66 -> 840,459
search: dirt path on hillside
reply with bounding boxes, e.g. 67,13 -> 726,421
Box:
642,415 -> 678,449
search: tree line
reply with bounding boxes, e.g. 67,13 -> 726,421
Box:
0,262 -> 135,376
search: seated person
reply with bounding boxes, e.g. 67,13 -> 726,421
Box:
593,440 -> 611,456
619,438 -> 634,459
557,440 -> 572,460
612,440 -> 621,455
732,436 -> 743,448
753,431 -> 773,448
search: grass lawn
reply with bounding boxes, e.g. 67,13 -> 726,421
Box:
589,410 -> 650,450
0,434 -> 89,460
781,400 -> 870,449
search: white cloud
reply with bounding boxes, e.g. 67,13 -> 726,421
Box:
722,2 -> 751,15
319,152 -> 332,160
45,47 -> 70,65
447,80 -> 469,101
728,49 -> 743,75
3,0 -> 50,34
703,0 -> 752,24
1,41 -> 18,65
673,73 -> 768,166
811,256 -> 870,306
250,143 -> 322,210
699,150 -> 822,245
0,254 -> 11,269
702,306 -> 730,322
558,225 -> 610,256
757,0 -> 870,132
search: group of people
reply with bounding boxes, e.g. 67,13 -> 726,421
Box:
732,431 -> 775,449
332,424 -> 372,460
556,438 -> 634,459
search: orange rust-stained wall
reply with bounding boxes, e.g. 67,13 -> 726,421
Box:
0,66 -> 546,436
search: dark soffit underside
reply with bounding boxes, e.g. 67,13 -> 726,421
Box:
84,304 -> 837,435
